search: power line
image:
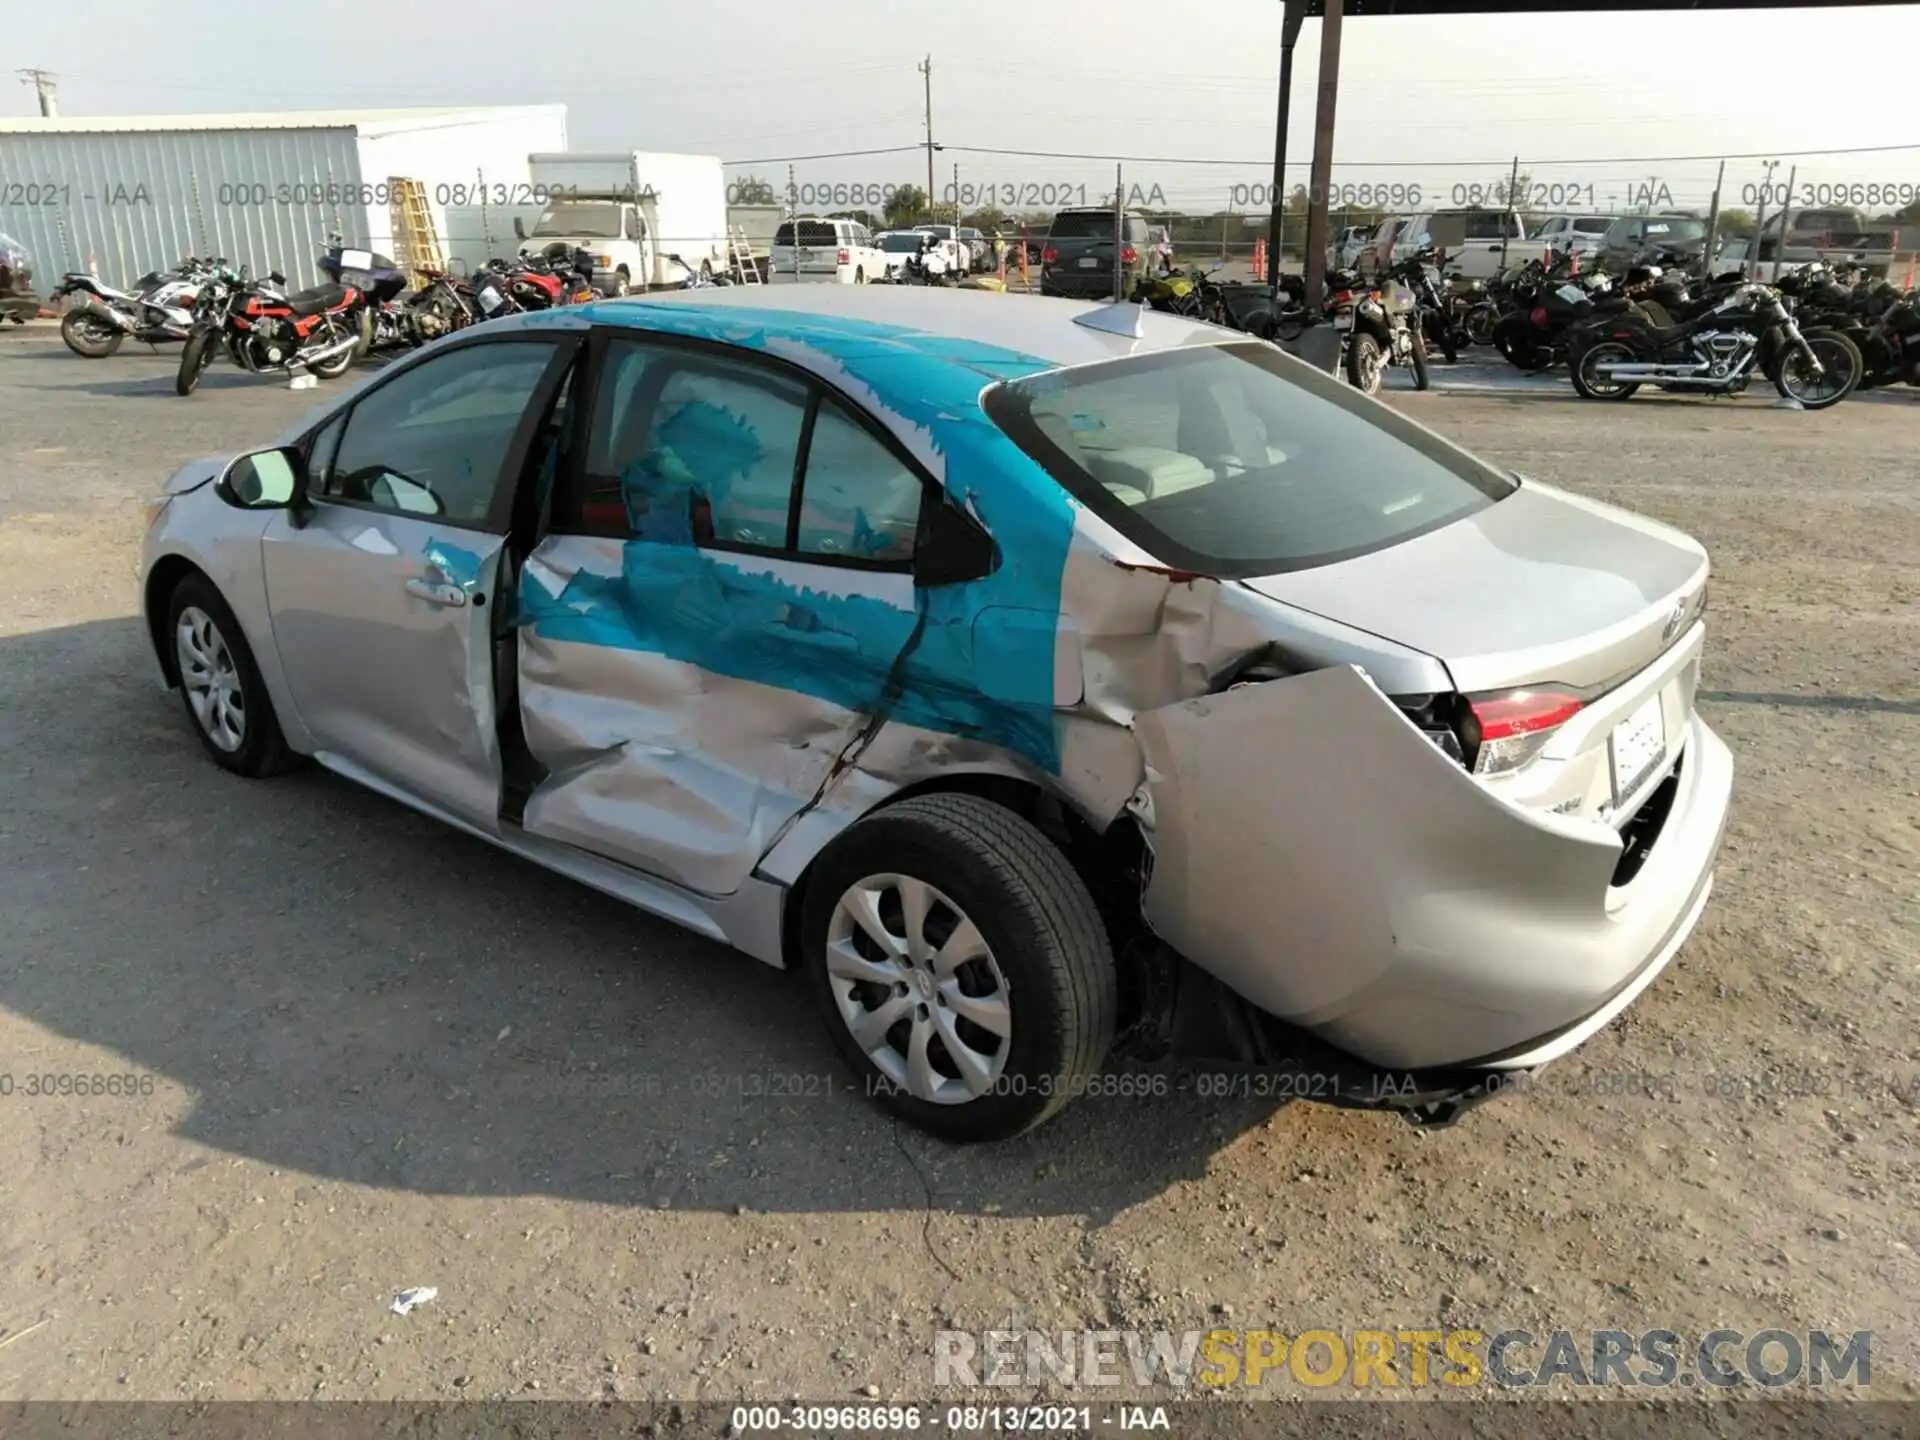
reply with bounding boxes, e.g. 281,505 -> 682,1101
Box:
932,139 -> 1920,169
724,144 -> 926,165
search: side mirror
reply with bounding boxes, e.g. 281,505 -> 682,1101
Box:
513,217 -> 527,241
915,495 -> 997,587
215,446 -> 308,512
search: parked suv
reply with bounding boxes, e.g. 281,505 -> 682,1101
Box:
770,216 -> 887,285
1369,210 -> 1527,281
1040,209 -> 1153,299
1533,214 -> 1612,260
1595,213 -> 1708,271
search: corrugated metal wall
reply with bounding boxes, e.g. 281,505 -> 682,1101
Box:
0,128 -> 373,290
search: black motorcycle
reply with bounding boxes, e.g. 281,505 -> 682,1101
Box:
1491,257 -> 1623,372
1390,249 -> 1460,363
1569,280 -> 1863,408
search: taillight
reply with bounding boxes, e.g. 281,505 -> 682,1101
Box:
1121,246 -> 1138,264
1530,306 -> 1550,326
1468,690 -> 1585,775
837,248 -> 850,265
1332,290 -> 1353,305
1042,247 -> 1059,264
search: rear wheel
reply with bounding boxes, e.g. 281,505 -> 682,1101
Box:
803,794 -> 1117,1142
62,308 -> 125,358
1571,340 -> 1642,400
175,327 -> 216,396
1346,331 -> 1384,395
307,319 -> 358,380
610,268 -> 631,297
1772,328 -> 1863,409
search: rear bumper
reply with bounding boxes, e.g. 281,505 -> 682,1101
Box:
1041,268 -> 1130,297
1131,666 -> 1734,1073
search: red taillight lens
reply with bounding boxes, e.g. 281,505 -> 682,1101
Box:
1531,306 -> 1550,326
1333,290 -> 1353,304
837,248 -> 850,265
1042,247 -> 1059,264
1468,690 -> 1585,775
1121,246 -> 1138,264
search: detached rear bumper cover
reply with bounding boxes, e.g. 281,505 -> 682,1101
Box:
1131,666 -> 1732,1072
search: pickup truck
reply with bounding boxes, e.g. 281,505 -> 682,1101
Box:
520,152 -> 729,294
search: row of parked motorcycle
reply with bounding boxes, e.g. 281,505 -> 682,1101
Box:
50,238 -> 693,396
1125,243 -> 1918,408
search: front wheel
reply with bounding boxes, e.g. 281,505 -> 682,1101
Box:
175,327 -> 216,396
803,794 -> 1117,1142
610,269 -> 631,297
1571,340 -> 1642,401
1409,328 -> 1431,391
1346,331 -> 1384,395
1773,328 -> 1863,409
165,573 -> 298,777
61,308 -> 124,358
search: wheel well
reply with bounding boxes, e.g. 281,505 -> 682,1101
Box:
777,774 -> 1155,1024
143,555 -> 204,686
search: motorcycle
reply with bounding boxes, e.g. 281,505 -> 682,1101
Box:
317,238 -> 412,355
1778,261 -> 1918,391
52,257 -> 216,357
402,267 -> 481,343
175,263 -> 364,396
1491,257 -> 1622,372
1390,249 -> 1461,363
898,232 -> 956,286
1327,268 -> 1428,394
0,233 -> 37,324
1569,280 -> 1864,409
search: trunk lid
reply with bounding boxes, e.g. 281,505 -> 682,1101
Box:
1238,480 -> 1708,696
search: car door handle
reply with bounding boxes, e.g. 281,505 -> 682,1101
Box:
404,576 -> 468,607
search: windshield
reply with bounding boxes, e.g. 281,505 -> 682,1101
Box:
1639,218 -> 1706,242
774,220 -> 839,248
1573,217 -> 1611,234
984,343 -> 1513,577
1047,212 -> 1126,240
532,203 -> 624,239
878,233 -> 924,252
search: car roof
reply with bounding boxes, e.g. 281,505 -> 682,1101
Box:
571,287 -> 1237,382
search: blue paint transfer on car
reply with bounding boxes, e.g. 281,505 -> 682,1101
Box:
516,302 -> 1081,772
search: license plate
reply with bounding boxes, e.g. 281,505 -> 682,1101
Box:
1333,313 -> 1352,329
1610,694 -> 1667,804
1078,256 -> 1099,269
797,250 -> 814,261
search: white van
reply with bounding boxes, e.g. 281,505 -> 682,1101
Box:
768,216 -> 888,284
1368,210 -> 1528,280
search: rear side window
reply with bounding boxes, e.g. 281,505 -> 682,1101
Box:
1574,217 -> 1611,235
985,343 -> 1512,578
1463,211 -> 1509,241
796,399 -> 923,564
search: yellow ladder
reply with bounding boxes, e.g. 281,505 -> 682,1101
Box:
727,226 -> 762,284
388,177 -> 445,289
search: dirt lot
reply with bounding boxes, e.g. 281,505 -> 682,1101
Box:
0,328 -> 1915,1413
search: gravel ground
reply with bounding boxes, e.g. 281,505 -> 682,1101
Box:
0,329 -> 1915,1414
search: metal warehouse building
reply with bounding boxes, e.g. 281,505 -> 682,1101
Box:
0,105 -> 568,289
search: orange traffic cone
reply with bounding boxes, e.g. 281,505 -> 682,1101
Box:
1570,249 -> 1579,276
1252,236 -> 1267,278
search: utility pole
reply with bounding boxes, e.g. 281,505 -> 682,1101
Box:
17,68 -> 59,118
1701,158 -> 1726,275
1300,0 -> 1343,312
1266,1 -> 1307,299
919,56 -> 935,221
1750,159 -> 1779,281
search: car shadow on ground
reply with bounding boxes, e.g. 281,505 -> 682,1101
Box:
0,617 -> 1283,1223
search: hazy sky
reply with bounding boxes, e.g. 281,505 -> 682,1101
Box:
10,0 -> 1920,215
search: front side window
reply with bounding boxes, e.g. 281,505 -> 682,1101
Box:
985,343 -> 1513,578
322,341 -> 559,528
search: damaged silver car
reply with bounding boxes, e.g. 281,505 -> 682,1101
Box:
139,287 -> 1732,1141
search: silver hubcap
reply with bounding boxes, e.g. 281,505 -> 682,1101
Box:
175,606 -> 246,752
826,874 -> 1011,1105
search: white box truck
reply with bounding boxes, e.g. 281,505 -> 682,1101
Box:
521,152 -> 728,294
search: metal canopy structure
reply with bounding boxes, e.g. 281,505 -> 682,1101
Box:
1267,0 -> 1916,304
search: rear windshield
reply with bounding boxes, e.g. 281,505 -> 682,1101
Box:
1573,217 -> 1610,234
878,233 -> 923,252
984,343 -> 1512,577
1048,211 -> 1129,239
774,220 -> 839,248
1786,209 -> 1859,233
1639,218 -> 1706,241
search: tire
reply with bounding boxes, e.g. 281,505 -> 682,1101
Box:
1465,307 -> 1495,347
611,269 -> 631,297
164,573 -> 298,778
307,320 -> 358,380
175,327 -> 215,396
1772,328 -> 1863,410
1409,328 -> 1431,391
802,794 -> 1117,1142
1571,340 -> 1641,401
1345,332 -> 1384,395
62,308 -> 125,358
1439,319 -> 1458,364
